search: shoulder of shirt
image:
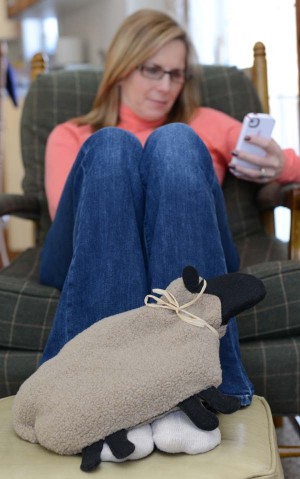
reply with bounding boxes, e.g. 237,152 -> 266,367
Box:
48,121 -> 92,141
189,107 -> 241,127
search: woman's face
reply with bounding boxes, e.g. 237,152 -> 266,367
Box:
120,39 -> 186,121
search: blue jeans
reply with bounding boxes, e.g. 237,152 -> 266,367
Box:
40,123 -> 254,406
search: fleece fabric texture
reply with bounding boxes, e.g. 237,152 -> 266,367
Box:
13,278 -> 223,455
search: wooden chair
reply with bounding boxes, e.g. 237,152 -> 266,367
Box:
244,42 -> 300,257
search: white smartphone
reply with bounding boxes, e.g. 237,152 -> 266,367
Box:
232,113 -> 275,170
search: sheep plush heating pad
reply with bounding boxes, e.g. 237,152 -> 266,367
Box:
13,266 -> 266,472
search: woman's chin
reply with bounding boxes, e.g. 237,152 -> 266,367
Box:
142,108 -> 169,122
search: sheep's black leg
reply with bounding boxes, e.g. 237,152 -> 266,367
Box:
105,429 -> 135,459
199,387 -> 241,414
80,439 -> 104,472
178,394 -> 219,431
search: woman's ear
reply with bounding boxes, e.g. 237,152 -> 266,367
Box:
117,69 -> 133,86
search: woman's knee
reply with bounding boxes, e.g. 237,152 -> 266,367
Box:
80,127 -> 143,175
146,123 -> 207,152
143,123 -> 215,181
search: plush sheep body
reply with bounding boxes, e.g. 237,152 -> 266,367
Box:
12,268 -> 266,466
13,277 -> 222,455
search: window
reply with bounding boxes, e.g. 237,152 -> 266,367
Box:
21,16 -> 58,62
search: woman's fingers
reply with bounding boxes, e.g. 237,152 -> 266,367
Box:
229,136 -> 285,183
229,164 -> 276,183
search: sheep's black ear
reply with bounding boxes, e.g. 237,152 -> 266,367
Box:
182,266 -> 204,293
205,272 -> 266,324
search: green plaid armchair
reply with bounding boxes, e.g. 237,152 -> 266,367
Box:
1,64 -> 300,417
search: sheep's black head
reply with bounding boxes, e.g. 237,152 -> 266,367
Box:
182,265 -> 266,325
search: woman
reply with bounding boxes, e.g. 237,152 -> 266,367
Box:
39,9 -> 300,458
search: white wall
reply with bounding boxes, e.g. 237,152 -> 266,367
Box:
0,0 -> 18,39
58,0 -> 187,65
127,0 -> 169,14
1,0 -> 33,252
58,0 -> 127,66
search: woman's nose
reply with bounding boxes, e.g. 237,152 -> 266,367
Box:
157,73 -> 172,91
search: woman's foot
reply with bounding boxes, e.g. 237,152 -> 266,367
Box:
151,410 -> 221,454
101,424 -> 154,462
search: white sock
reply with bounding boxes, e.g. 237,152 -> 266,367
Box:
101,424 -> 154,462
151,410 -> 221,454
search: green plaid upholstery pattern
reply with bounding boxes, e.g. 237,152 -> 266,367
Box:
241,338 -> 300,415
0,248 -> 59,351
0,65 -> 299,416
0,350 -> 42,398
239,260 -> 300,340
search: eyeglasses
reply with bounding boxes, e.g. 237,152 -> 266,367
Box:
137,64 -> 189,84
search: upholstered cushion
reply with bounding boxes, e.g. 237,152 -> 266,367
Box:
241,338 -> 300,416
0,350 -> 41,398
0,395 -> 283,478
236,234 -> 288,269
239,260 -> 300,340
0,248 -> 58,351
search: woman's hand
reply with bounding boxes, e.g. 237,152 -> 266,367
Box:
229,135 -> 285,183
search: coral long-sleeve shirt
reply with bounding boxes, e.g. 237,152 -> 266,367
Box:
45,104 -> 300,220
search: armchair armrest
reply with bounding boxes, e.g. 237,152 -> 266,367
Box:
256,182 -> 300,260
0,193 -> 41,221
256,182 -> 283,237
281,183 -> 300,260
256,182 -> 284,210
280,183 -> 300,208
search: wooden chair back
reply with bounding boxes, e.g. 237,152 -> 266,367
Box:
30,52 -> 49,81
243,42 -> 270,114
243,42 -> 275,236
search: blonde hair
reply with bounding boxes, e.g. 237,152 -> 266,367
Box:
75,9 -> 200,130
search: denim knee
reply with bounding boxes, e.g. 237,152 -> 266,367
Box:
141,123 -> 215,186
40,127 -> 144,290
79,127 -> 143,177
145,123 -> 201,155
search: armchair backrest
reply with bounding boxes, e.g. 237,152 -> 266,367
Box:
21,65 -> 263,245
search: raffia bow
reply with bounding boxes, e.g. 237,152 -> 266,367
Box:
144,279 -> 219,337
